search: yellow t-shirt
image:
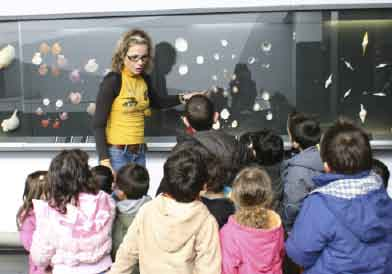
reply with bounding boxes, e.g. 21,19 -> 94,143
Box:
106,69 -> 151,145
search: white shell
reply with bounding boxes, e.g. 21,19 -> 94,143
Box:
344,60 -> 354,71
220,108 -> 230,120
212,75 -> 218,81
231,54 -> 237,59
261,63 -> 271,69
196,56 -> 204,64
59,112 -> 68,120
211,86 -> 219,93
212,119 -> 221,130
359,104 -> 367,123
253,103 -> 261,112
261,41 -> 272,52
223,90 -> 230,98
376,63 -> 388,69
372,92 -> 387,97
178,64 -> 188,75
175,38 -> 188,52
43,98 -> 50,106
69,92 -> 82,104
221,40 -> 228,47
32,52 -> 42,65
87,103 -> 96,116
231,74 -> 237,80
266,111 -> 273,121
213,53 -> 220,61
35,107 -> 44,116
231,120 -> 238,128
1,109 -> 20,132
262,91 -> 270,101
69,69 -> 81,82
343,88 -> 352,99
0,44 -> 15,69
248,56 -> 256,64
84,59 -> 99,73
232,86 -> 239,94
55,99 -> 63,108
325,74 -> 333,89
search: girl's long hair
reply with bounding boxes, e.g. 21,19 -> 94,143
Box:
232,166 -> 273,229
48,149 -> 98,214
16,171 -> 49,230
111,29 -> 153,73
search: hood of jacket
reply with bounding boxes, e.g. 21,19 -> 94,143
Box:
312,172 -> 392,243
148,195 -> 212,253
282,146 -> 324,172
117,195 -> 151,215
33,190 -> 115,238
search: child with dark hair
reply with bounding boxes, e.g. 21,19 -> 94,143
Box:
372,158 -> 390,189
91,165 -> 114,194
282,111 -> 324,231
30,149 -> 115,274
111,163 -> 151,261
240,129 -> 284,214
17,171 -> 50,274
200,157 -> 235,229
286,118 -> 392,274
108,148 -> 221,274
220,167 -> 285,274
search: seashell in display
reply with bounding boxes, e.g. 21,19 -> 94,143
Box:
232,86 -> 239,94
248,56 -> 256,64
178,64 -> 188,75
51,42 -> 62,55
231,120 -> 238,128
59,112 -> 68,121
69,69 -> 81,83
39,42 -> 50,54
325,74 -> 333,89
266,111 -> 273,121
32,52 -> 42,65
221,40 -> 228,47
35,107 -> 44,116
38,64 -> 48,76
359,104 -> 367,123
69,91 -> 82,104
41,119 -> 49,128
86,103 -> 96,116
253,103 -> 261,112
262,91 -> 270,101
42,98 -> 50,106
51,66 -> 61,77
57,54 -> 67,67
1,109 -> 20,132
213,53 -> 220,61
220,108 -> 230,120
55,99 -> 63,108
175,37 -> 188,52
261,41 -> 272,53
52,119 -> 61,129
0,44 -> 15,69
212,119 -> 221,130
196,56 -> 204,64
84,59 -> 99,73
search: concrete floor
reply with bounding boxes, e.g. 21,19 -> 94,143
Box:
0,253 -> 28,274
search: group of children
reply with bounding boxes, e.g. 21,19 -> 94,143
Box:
16,95 -> 392,274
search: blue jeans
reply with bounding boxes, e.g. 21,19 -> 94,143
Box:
108,145 -> 146,172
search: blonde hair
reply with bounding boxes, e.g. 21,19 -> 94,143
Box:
111,29 -> 153,73
16,171 -> 49,230
232,167 -> 273,229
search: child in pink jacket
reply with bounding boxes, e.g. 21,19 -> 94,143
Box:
220,167 -> 285,274
17,171 -> 50,274
30,149 -> 115,274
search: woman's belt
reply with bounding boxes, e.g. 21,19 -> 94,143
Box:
108,144 -> 144,153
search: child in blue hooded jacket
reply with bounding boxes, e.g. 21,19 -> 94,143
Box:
286,118 -> 392,274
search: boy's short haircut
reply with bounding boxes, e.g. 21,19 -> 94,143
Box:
288,111 -> 321,149
185,95 -> 215,131
164,147 -> 208,202
240,129 -> 284,166
372,158 -> 390,188
116,163 -> 150,199
320,118 -> 372,174
205,157 -> 226,193
91,165 -> 114,194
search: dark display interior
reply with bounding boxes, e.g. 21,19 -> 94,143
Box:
0,10 -> 391,142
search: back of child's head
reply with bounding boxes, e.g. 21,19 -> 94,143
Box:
205,157 -> 227,193
91,165 -> 114,194
163,147 -> 208,203
232,166 -> 273,229
287,111 -> 321,150
185,94 -> 215,131
49,149 -> 98,214
372,158 -> 389,188
116,163 -> 149,199
240,129 -> 284,166
16,170 -> 49,229
320,118 -> 372,175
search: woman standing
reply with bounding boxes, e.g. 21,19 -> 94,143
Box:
94,29 -> 194,171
